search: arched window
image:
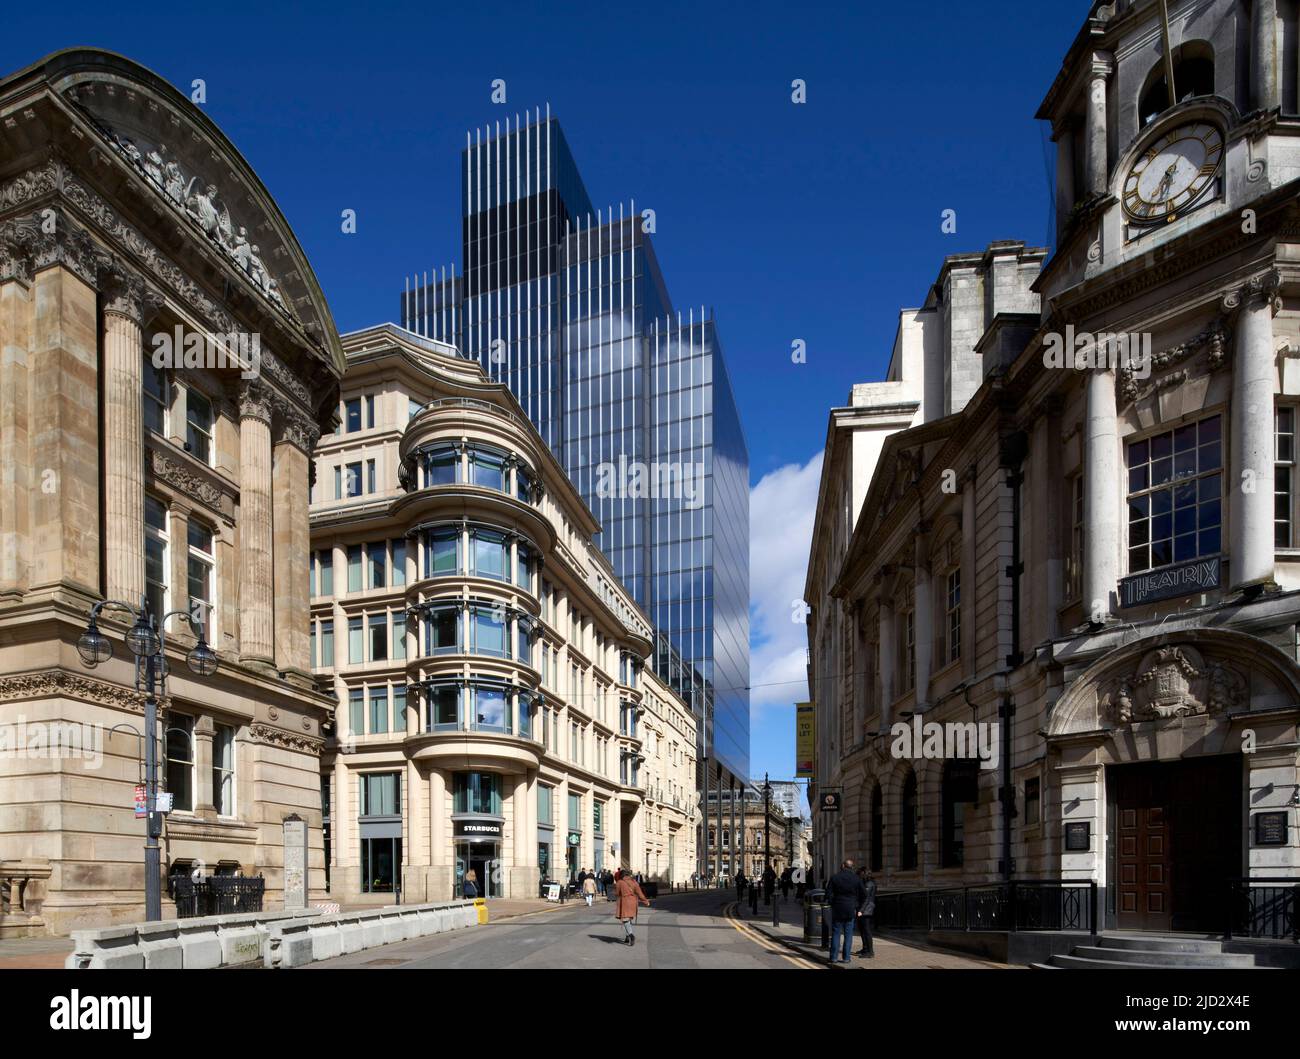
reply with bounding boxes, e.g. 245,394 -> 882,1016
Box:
941,760 -> 980,868
900,770 -> 919,871
1139,42 -> 1215,126
870,783 -> 884,872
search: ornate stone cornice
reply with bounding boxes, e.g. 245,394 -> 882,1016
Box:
0,159 -> 59,213
248,722 -> 324,756
0,668 -> 146,713
0,208 -> 111,288
1118,317 -> 1229,406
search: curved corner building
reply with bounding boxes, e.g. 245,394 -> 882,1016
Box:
311,324 -> 698,902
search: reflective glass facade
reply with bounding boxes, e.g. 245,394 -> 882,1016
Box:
399,109 -> 750,784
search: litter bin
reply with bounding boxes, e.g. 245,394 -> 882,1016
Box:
804,888 -> 827,946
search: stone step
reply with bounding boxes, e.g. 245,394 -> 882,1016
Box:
1096,935 -> 1224,954
1046,953 -> 1223,970
1059,947 -> 1257,969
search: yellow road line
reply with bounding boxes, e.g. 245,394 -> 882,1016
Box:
723,901 -> 819,969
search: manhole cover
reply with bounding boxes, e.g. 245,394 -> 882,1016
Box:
364,958 -> 405,967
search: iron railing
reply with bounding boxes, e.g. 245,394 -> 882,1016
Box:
168,874 -> 265,918
875,880 -> 1097,934
1226,878 -> 1299,941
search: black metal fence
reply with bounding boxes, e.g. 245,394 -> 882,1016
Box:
874,880 -> 1097,934
1226,878 -> 1299,940
168,874 -> 266,918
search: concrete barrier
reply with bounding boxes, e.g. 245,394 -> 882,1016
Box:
67,900 -> 480,969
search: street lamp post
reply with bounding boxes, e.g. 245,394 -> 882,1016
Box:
77,597 -> 218,921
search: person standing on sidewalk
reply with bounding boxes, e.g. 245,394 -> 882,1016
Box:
826,859 -> 866,965
582,872 -> 598,907
614,869 -> 651,946
735,870 -> 747,903
856,868 -> 877,958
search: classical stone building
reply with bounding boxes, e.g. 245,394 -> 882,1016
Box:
310,325 -> 697,903
0,50 -> 344,933
703,782 -> 799,882
807,0 -> 1300,933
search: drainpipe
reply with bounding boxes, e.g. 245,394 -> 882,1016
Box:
998,430 -> 1028,882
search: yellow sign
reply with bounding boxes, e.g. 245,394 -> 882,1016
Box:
795,702 -> 815,778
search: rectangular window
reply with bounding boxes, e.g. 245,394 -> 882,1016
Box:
427,605 -> 460,654
361,772 -> 401,816
593,800 -> 603,835
471,530 -> 506,580
946,569 -> 961,664
345,462 -> 363,498
472,684 -> 508,731
319,549 -> 334,596
470,449 -> 506,491
320,620 -> 334,667
568,792 -> 581,831
393,686 -> 406,728
345,397 -> 362,433
1024,777 -> 1041,826
426,528 -> 459,576
144,355 -> 168,435
187,521 -> 214,630
427,683 -> 459,730
165,713 -> 194,812
367,459 -> 377,494
365,394 -> 375,430
1127,415 -> 1222,573
213,724 -> 235,816
570,721 -> 579,762
334,465 -> 342,500
472,605 -> 506,657
347,544 -> 363,592
423,446 -> 459,487
369,614 -> 388,662
369,686 -> 389,734
538,784 -> 553,826
392,613 -> 406,660
349,687 -> 364,735
392,539 -> 406,586
368,541 -> 386,588
1277,407 -> 1294,548
144,496 -> 168,620
349,616 -> 363,664
185,390 -> 214,465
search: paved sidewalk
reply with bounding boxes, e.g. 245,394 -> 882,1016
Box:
0,936 -> 74,970
730,901 -> 1012,969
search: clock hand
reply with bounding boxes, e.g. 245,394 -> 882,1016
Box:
1155,160 -> 1178,201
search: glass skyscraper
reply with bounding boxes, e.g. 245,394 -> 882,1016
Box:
400,107 -> 750,799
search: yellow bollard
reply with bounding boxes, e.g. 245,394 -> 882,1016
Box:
475,898 -> 489,924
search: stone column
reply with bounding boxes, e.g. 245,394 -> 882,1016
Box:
1084,366 -> 1120,623
102,272 -> 152,605
913,527 -> 934,710
877,580 -> 895,728
237,381 -> 275,666
1254,0 -> 1279,112
272,409 -> 317,677
0,250 -> 33,601
193,715 -> 216,818
1084,56 -> 1112,198
168,503 -> 191,625
960,468 -> 977,671
1054,120 -> 1075,240
1228,271 -> 1281,590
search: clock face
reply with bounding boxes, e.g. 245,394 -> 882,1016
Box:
1123,121 -> 1223,224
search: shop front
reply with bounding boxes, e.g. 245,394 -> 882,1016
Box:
454,816 -> 504,899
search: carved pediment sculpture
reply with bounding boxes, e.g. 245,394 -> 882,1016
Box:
1099,644 -> 1247,725
1117,317 -> 1229,406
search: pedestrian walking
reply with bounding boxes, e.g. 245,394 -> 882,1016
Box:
762,865 -> 777,900
780,867 -> 792,900
613,869 -> 651,946
856,868 -> 877,958
826,859 -> 866,965
735,870 -> 747,901
464,869 -> 479,900
582,872 -> 598,907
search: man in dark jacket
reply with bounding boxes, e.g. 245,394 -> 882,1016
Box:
856,867 -> 877,958
826,859 -> 867,964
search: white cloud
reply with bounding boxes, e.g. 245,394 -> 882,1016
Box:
749,451 -> 823,711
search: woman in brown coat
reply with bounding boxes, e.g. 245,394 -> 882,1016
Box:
613,871 -> 650,946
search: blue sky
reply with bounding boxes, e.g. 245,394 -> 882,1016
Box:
3,0 -> 1086,794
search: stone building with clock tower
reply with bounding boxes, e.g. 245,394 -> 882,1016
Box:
807,0 -> 1300,954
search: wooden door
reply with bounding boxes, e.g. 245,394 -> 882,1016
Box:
1112,764 -> 1172,930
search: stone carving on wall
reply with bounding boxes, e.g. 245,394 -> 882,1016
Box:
1099,644 -> 1247,725
248,722 -> 323,756
96,124 -> 292,315
0,669 -> 147,713
1117,318 -> 1229,405
150,449 -> 223,508
0,208 -> 112,288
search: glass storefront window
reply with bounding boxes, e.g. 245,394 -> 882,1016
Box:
454,771 -> 502,815
361,837 -> 401,894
